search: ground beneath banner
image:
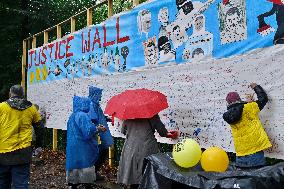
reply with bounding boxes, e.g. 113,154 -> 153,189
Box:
29,149 -> 121,189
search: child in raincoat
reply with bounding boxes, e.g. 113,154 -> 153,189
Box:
66,96 -> 106,189
223,83 -> 272,167
88,86 -> 114,180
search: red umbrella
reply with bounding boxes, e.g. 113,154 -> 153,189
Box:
104,88 -> 168,120
267,0 -> 283,5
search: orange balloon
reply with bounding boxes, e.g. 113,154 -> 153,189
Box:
201,147 -> 229,172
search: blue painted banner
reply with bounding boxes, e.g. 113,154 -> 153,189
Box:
27,0 -> 282,85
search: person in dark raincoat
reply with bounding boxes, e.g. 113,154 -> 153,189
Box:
117,114 -> 178,189
66,96 -> 106,189
88,86 -> 114,180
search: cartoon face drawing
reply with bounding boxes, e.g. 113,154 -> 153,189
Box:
171,25 -> 186,48
194,15 -> 205,32
144,38 -> 158,66
225,7 -> 241,30
158,7 -> 169,25
138,9 -> 151,36
158,36 -> 171,54
192,48 -> 205,59
218,0 -> 247,44
176,0 -> 194,15
121,46 -> 129,59
146,43 -> 157,64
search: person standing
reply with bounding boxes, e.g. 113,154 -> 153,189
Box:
117,114 -> 178,189
0,85 -> 42,189
88,86 -> 114,180
223,83 -> 272,168
66,96 -> 106,189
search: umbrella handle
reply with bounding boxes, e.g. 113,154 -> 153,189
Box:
112,114 -> 115,126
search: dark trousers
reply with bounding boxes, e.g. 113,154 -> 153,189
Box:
0,163 -> 30,189
95,145 -> 109,172
33,125 -> 44,148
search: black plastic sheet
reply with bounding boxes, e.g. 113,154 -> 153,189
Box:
139,153 -> 284,189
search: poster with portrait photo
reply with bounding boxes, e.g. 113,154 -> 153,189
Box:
218,0 -> 247,44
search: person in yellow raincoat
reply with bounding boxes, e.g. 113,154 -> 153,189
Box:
0,85 -> 42,189
223,83 -> 272,168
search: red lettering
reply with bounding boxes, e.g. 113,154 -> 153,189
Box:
34,50 -> 37,66
28,50 -> 35,68
48,43 -> 55,59
116,17 -> 130,43
66,35 -> 74,58
55,41 -> 59,59
92,28 -> 101,51
86,29 -> 91,52
81,32 -> 85,53
58,39 -> 66,59
103,25 -> 115,47
35,49 -> 41,66
41,46 -> 47,64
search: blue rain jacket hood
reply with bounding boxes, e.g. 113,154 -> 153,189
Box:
66,96 -> 99,170
88,86 -> 113,149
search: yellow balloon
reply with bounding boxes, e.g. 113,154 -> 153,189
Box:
172,139 -> 202,168
201,147 -> 229,172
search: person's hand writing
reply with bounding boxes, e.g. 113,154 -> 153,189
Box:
97,125 -> 107,132
249,83 -> 257,89
166,130 -> 179,139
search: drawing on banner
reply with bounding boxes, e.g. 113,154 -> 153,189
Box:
143,37 -> 158,67
121,46 -> 129,72
257,0 -> 284,44
166,0 -> 215,50
101,48 -> 109,74
218,0 -> 247,44
48,65 -> 63,77
182,14 -> 213,61
158,7 -> 170,39
87,55 -> 94,76
108,50 -> 115,71
29,71 -> 34,84
42,65 -> 48,81
137,9 -> 151,38
158,36 -> 176,63
67,61 -> 79,79
64,59 -> 70,68
36,67 -> 41,81
114,47 -> 120,72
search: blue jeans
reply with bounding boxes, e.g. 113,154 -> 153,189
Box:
0,163 -> 30,189
236,151 -> 266,168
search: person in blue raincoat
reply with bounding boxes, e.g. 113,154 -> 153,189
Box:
88,86 -> 114,180
66,96 -> 106,189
